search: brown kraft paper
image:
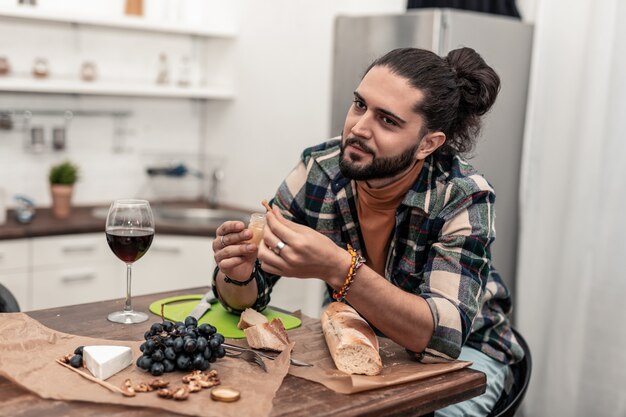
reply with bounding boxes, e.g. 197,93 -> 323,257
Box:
0,313 -> 292,417
286,314 -> 472,394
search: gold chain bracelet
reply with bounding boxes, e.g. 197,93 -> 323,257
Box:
332,244 -> 366,302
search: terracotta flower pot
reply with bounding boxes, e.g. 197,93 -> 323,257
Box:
50,184 -> 74,219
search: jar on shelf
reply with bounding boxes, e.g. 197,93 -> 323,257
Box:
0,56 -> 10,76
80,61 -> 97,82
32,58 -> 49,79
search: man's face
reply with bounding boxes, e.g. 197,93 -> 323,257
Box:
339,65 -> 427,184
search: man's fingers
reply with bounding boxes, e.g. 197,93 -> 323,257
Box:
218,256 -> 253,271
214,243 -> 257,263
266,208 -> 299,243
213,227 -> 253,251
215,221 -> 246,238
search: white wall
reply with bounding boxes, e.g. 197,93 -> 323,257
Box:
205,0 -> 407,209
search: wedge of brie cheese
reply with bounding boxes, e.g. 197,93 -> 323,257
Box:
83,345 -> 133,380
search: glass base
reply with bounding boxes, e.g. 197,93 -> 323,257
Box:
107,310 -> 149,324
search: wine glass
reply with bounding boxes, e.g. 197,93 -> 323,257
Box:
105,199 -> 155,324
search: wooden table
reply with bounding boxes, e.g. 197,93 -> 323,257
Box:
0,288 -> 486,417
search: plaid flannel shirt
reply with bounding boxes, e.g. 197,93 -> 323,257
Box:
214,139 -> 524,365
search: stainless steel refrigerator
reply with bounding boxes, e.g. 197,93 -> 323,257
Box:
330,9 -> 533,295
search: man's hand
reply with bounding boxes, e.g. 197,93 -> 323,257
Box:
258,207 -> 351,286
213,221 -> 258,281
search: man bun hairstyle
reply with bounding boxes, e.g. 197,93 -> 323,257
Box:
366,47 -> 500,157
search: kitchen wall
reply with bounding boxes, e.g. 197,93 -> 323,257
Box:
0,0 -> 406,211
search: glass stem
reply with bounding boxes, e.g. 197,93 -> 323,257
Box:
124,263 -> 133,313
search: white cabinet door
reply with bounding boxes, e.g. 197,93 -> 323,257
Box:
30,233 -> 124,310
132,235 -> 214,296
0,239 -> 30,311
32,263 -> 124,310
0,271 -> 29,311
32,234 -> 110,267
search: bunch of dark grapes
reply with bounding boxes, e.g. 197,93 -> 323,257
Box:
136,316 -> 226,376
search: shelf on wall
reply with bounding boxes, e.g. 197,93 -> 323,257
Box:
0,7 -> 236,38
0,78 -> 234,100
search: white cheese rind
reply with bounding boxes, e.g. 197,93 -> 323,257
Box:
83,345 -> 133,380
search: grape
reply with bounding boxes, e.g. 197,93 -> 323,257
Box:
144,340 -> 156,354
163,359 -> 175,373
184,338 -> 197,353
176,354 -> 191,371
163,347 -> 176,361
192,353 -> 204,369
214,345 -> 225,359
198,323 -> 211,336
203,347 -> 212,360
137,355 -> 152,370
196,336 -> 208,352
162,321 -> 174,332
137,316 -> 226,374
150,362 -> 165,376
209,337 -> 220,350
151,349 -> 164,362
69,354 -> 83,368
173,337 -> 184,353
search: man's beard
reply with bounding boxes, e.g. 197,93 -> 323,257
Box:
339,137 -> 420,181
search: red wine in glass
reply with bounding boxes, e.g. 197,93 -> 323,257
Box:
106,228 -> 154,263
105,199 -> 155,324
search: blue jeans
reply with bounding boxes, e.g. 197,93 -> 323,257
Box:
435,346 -> 510,417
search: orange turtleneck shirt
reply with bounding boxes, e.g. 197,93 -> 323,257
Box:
355,159 -> 424,277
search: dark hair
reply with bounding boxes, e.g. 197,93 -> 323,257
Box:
365,47 -> 500,157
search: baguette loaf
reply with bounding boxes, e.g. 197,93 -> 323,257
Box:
321,302 -> 382,376
244,318 -> 290,352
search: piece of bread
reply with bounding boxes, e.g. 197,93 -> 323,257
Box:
237,308 -> 268,330
321,302 -> 382,376
243,318 -> 290,352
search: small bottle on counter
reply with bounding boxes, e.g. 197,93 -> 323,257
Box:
246,213 -> 266,246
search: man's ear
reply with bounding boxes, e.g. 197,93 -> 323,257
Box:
415,132 -> 446,159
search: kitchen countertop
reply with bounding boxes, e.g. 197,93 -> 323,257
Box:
0,201 -> 253,240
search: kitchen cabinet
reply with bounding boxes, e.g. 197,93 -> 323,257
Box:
0,6 -> 235,100
0,239 -> 30,311
132,235 -> 215,296
2,233 -> 214,311
31,234 -> 124,310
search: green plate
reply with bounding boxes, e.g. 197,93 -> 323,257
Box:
148,294 -> 301,339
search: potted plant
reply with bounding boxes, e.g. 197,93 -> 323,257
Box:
49,161 -> 79,219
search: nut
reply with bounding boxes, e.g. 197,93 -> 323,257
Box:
134,382 -> 154,393
149,379 -> 169,389
121,379 -> 136,397
157,388 -> 173,399
173,386 -> 190,401
188,380 -> 203,393
197,379 -> 220,389
182,370 -> 203,383
58,353 -> 73,364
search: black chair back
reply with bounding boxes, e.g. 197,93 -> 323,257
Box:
488,327 -> 532,417
0,283 -> 20,312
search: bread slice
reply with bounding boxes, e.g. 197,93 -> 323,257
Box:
321,302 -> 382,376
237,308 -> 268,330
243,318 -> 290,352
